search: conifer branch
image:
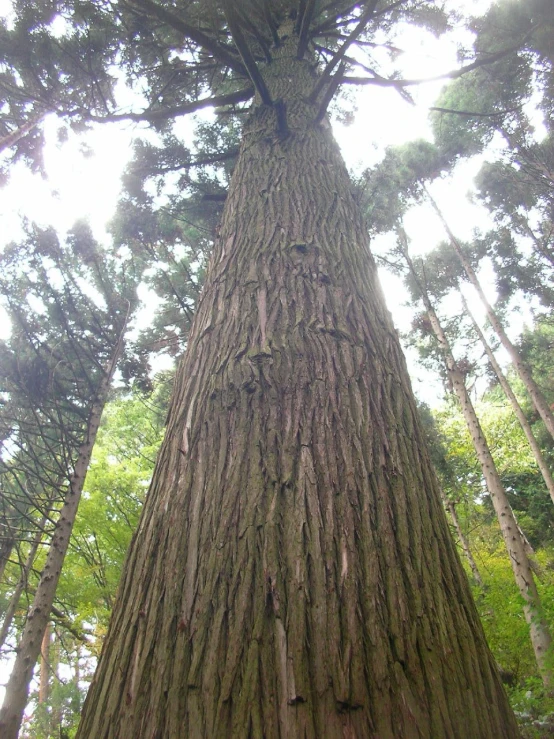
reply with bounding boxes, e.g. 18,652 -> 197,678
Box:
315,62 -> 346,123
296,0 -> 316,59
91,88 -> 254,123
126,0 -> 246,75
310,0 -> 380,102
222,0 -> 273,106
343,30 -> 539,89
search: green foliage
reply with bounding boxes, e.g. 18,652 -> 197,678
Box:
12,382 -> 167,738
358,140 -> 447,235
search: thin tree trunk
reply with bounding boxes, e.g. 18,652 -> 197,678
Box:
0,515 -> 47,650
39,623 -> 51,705
462,292 -> 554,505
77,33 -> 519,739
0,537 -> 14,583
0,112 -> 44,154
425,186 -> 554,442
0,329 -> 126,739
403,241 -> 552,686
442,491 -> 484,586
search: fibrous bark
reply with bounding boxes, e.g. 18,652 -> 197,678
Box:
78,36 -> 519,739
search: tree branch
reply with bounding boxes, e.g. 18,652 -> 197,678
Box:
126,0 -> 246,75
315,62 -> 346,123
430,105 -> 523,118
222,0 -> 273,106
296,0 -> 316,59
343,31 -> 538,89
310,0 -> 380,102
88,87 -> 254,123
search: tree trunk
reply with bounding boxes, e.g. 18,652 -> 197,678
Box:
443,492 -> 484,587
425,186 -> 554,442
0,329 -> 126,739
0,515 -> 47,650
39,623 -> 51,706
0,537 -> 14,584
77,37 -> 519,739
462,292 -> 554,505
404,243 -> 552,686
0,112 -> 44,154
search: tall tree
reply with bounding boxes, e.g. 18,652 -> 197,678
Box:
51,3 -> 528,737
0,223 -> 139,735
1,2 -> 531,736
399,231 -> 553,687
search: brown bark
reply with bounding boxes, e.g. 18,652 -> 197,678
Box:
426,187 -> 554,442
404,243 -> 552,687
0,329 -> 126,739
462,292 -> 554,506
77,38 -> 519,739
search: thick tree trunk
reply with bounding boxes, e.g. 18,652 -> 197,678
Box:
462,291 -> 554,505
77,40 -> 519,739
443,493 -> 484,587
0,331 -> 126,739
406,246 -> 552,686
426,187 -> 554,442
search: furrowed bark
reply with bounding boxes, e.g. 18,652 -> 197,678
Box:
77,32 -> 519,739
426,187 -> 554,443
462,292 -> 554,506
0,330 -> 126,739
405,246 -> 553,687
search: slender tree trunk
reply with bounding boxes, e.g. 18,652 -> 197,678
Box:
77,37 -> 519,739
39,623 -> 51,705
0,515 -> 46,650
0,112 -> 44,154
0,330 -> 126,739
0,537 -> 14,583
442,492 -> 484,586
425,186 -> 554,442
403,243 -> 552,686
462,292 -> 554,505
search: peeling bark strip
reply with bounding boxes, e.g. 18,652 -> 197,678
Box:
78,35 -> 519,739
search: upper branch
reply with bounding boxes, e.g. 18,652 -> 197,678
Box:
126,0 -> 246,76
343,29 -> 538,89
87,87 -> 254,123
222,0 -> 273,106
296,0 -> 316,60
310,0 -> 380,102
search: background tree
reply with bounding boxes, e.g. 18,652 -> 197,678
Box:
0,222 -> 141,734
